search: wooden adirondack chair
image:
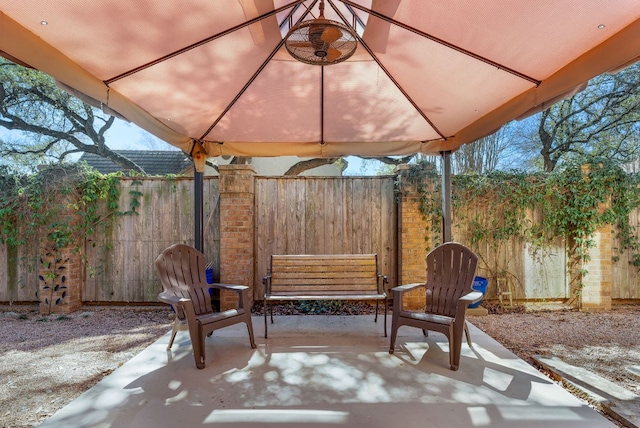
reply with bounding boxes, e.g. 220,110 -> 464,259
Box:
389,242 -> 482,370
155,244 -> 256,369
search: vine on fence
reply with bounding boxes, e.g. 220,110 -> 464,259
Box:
398,158 -> 640,299
0,164 -> 141,312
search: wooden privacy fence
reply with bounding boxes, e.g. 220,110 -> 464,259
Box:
0,177 -> 220,304
84,177 -> 220,302
1,172 -> 640,306
452,195 -> 640,303
255,176 -> 397,301
612,207 -> 640,300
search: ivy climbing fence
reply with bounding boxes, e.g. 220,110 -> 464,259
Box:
1,163 -> 640,306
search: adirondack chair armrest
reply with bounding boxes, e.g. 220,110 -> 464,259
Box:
455,290 -> 484,319
210,283 -> 249,292
158,291 -> 184,306
158,291 -> 198,323
210,283 -> 251,310
391,283 -> 423,311
391,283 -> 423,295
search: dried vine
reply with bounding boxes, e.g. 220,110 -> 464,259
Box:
398,158 -> 640,300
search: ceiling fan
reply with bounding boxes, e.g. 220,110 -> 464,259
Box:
284,0 -> 357,65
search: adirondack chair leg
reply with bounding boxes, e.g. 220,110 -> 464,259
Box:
389,310 -> 400,353
167,323 -> 178,350
188,321 -> 206,370
247,321 -> 257,348
464,322 -> 472,347
449,322 -> 465,371
389,326 -> 398,354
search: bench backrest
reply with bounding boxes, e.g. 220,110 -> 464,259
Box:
268,254 -> 381,296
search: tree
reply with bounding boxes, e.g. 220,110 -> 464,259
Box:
536,63 -> 640,172
0,58 -> 145,173
452,128 -> 509,174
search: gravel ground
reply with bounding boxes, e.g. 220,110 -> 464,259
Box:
1,303 -> 639,427
468,304 -> 640,395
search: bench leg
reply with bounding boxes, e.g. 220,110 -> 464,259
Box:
264,299 -> 268,339
374,299 -> 379,323
384,298 -> 388,337
270,301 -> 274,324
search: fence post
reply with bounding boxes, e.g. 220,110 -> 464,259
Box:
218,165 -> 257,310
578,223 -> 612,311
396,165 -> 434,310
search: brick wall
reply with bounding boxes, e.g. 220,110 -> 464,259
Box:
397,165 -> 431,310
580,224 -> 613,311
218,165 -> 257,310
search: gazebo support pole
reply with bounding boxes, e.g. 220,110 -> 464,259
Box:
441,150 -> 452,243
194,167 -> 204,253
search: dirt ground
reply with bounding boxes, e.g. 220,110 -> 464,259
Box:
1,303 -> 639,427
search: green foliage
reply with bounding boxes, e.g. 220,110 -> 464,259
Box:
398,157 -> 640,295
395,159 -> 442,244
0,164 -> 140,311
0,164 -> 125,250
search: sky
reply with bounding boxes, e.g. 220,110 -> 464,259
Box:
103,118 -> 377,175
0,115 -> 383,175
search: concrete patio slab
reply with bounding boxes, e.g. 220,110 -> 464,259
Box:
40,315 -> 616,428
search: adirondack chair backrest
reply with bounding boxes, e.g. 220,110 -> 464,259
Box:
425,242 -> 478,318
155,244 -> 213,317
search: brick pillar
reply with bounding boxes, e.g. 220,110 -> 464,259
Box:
580,223 -> 613,311
38,243 -> 84,315
397,165 -> 433,310
574,164 -> 612,311
218,165 -> 257,310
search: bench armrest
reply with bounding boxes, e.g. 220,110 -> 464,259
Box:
263,273 -> 272,296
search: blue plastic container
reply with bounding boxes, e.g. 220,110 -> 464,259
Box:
205,265 -> 214,284
469,276 -> 488,308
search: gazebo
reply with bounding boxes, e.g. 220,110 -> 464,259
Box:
1,0 -> 640,245
2,3 -> 638,426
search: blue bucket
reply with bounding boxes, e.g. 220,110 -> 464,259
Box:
469,276 -> 488,308
205,266 -> 214,284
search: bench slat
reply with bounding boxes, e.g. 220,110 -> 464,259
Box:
272,254 -> 376,260
272,265 -> 376,272
265,293 -> 385,300
266,254 -> 384,297
272,285 -> 377,291
264,253 -> 388,338
273,272 -> 376,280
272,278 -> 377,286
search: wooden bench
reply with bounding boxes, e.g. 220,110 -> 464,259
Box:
262,254 -> 388,338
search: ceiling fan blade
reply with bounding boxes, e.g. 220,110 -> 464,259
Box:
287,41 -> 314,48
326,47 -> 342,62
321,26 -> 342,44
